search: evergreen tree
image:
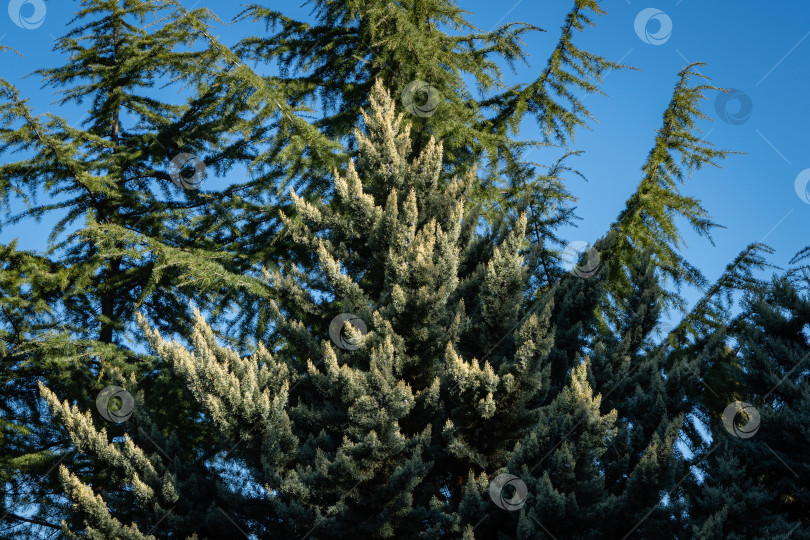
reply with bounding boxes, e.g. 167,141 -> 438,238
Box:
688,270 -> 810,539
234,0 -> 622,195
3,0 -> 628,534
181,0 -> 627,342
2,1 -> 791,539
36,73 -> 738,539
0,1 -> 260,534
37,78 -> 547,538
0,243 -> 76,537
604,63 -> 730,320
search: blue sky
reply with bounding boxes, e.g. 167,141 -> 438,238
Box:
474,0 -> 809,315
1,0 -> 808,320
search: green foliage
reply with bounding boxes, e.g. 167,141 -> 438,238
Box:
219,0 -> 628,306
688,275 -> 810,539
0,1 -> 801,539
30,78 -> 712,539
604,63 -> 732,320
0,1 -> 261,535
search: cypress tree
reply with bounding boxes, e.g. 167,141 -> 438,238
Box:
38,78 -> 554,538
37,70 -> 746,538
688,269 -> 810,539
185,0 -> 627,343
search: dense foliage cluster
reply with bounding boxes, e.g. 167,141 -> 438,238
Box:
0,1 -> 806,538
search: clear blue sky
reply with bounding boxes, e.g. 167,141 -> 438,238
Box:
2,0 -> 808,318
